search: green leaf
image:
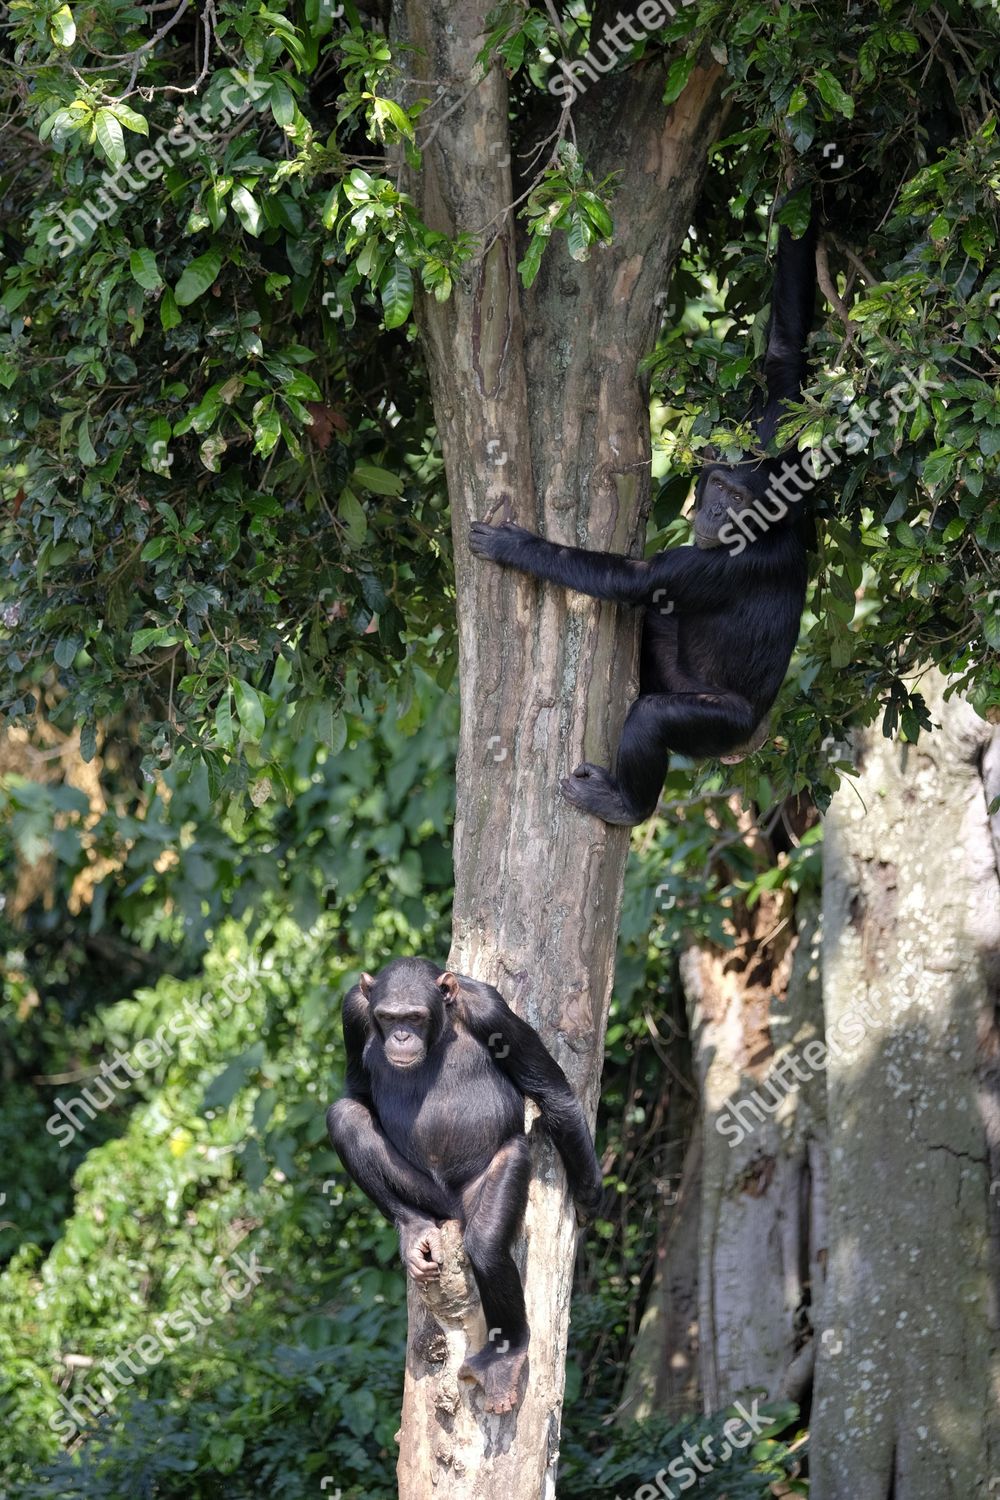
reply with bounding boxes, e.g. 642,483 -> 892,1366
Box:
310,699 -> 347,753
214,690 -> 235,748
174,250 -> 223,307
93,109 -> 125,167
814,69 -> 855,118
252,399 -> 282,457
352,462 -> 403,497
160,288 -> 181,330
231,185 -> 263,236
338,487 -> 367,545
270,81 -> 296,128
113,104 -> 149,136
77,416 -> 97,466
200,433 -> 228,471
663,55 -> 695,106
49,5 -> 76,47
566,211 -> 593,262
381,260 -> 413,329
578,191 -> 613,240
777,187 -> 813,237
129,248 -> 162,291
517,234 -> 546,289
232,679 -> 266,741
208,1433 -> 244,1475
975,514 -> 1000,551
203,1043 -> 265,1109
130,626 -> 181,655
371,97 -> 415,142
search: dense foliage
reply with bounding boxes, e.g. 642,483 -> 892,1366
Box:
0,671 -> 811,1496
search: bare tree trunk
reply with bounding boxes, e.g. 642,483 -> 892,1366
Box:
387,6 -> 726,1493
621,1121 -> 704,1420
683,890 -> 827,1412
624,883 -> 826,1418
810,671 -> 1000,1499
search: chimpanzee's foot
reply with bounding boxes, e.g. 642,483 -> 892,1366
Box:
458,1343 -> 529,1414
560,763 -> 641,827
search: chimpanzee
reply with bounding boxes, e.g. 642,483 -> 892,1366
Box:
469,211 -> 818,826
326,956 -> 602,1414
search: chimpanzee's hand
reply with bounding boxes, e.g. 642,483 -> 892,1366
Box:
469,521 -> 537,566
400,1220 -> 443,1282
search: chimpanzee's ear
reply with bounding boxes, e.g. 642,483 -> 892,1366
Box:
359,972 -> 376,998
437,971 -> 460,1005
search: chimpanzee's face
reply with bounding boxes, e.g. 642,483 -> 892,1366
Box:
362,963 -> 459,1069
692,467 -> 756,549
373,995 -> 440,1068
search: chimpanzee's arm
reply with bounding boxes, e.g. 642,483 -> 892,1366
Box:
329,985 -> 457,1225
341,983 -> 375,1101
757,217 -> 817,444
458,978 -> 603,1220
470,521 -> 653,604
470,521 -> 752,612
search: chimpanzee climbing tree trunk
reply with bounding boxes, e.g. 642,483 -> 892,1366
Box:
387,4 -> 726,1494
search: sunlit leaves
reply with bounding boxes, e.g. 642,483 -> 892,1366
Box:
251,397 -> 282,456
230,185 -> 263,236
517,143 -> 615,286
48,3 -> 74,46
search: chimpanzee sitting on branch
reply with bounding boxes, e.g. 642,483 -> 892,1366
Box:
469,210 -> 818,826
327,957 -> 602,1415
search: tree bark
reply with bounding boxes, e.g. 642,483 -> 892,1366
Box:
682,889 -> 826,1412
388,6 -> 726,1493
623,876 -> 827,1419
810,671 -> 1000,1499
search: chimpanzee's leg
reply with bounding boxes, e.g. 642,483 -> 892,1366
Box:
457,1135 -> 532,1414
561,690 -> 756,826
327,1098 -> 457,1280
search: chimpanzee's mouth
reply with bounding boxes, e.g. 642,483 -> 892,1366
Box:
387,1050 -> 422,1069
